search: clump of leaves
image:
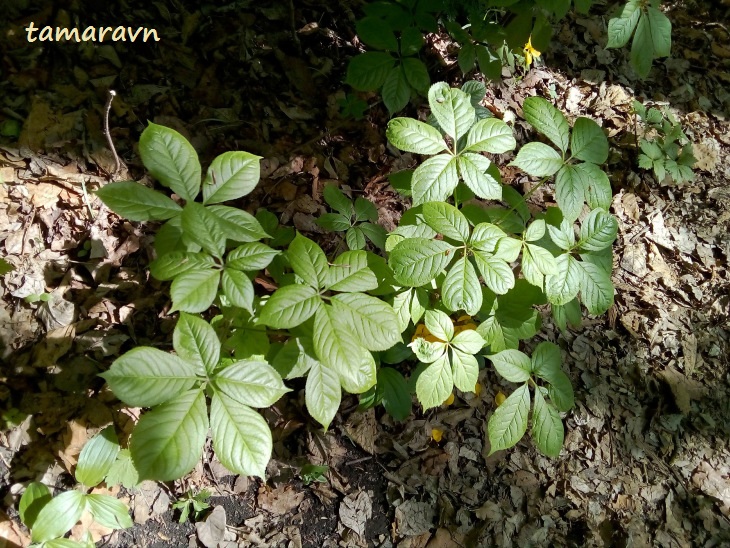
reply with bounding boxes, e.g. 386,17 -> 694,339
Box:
172,489 -> 212,523
316,185 -> 387,250
19,426 -> 133,547
300,464 -> 329,485
633,100 -> 695,184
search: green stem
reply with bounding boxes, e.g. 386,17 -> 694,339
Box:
496,177 -> 548,225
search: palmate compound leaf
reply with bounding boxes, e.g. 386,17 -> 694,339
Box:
202,151 -> 261,205
139,122 -> 201,202
487,383 -> 530,455
288,233 -> 329,289
411,154 -> 459,205
95,181 -> 182,221
130,389 -> 208,481
305,358 -> 341,430
441,255 -> 482,315
488,349 -> 531,383
31,490 -> 86,543
386,118 -> 447,155
85,494 -> 133,530
75,426 -> 120,487
211,392 -> 272,479
422,201 -> 470,242
544,253 -> 582,306
570,118 -> 608,164
389,238 -> 455,287
532,388 -> 564,457
100,347 -> 198,408
258,284 -> 322,329
213,359 -> 290,408
428,82 -> 475,142
511,143 -> 564,178
457,153 -> 502,200
330,292 -> 400,351
173,313 -> 220,376
416,353 -> 453,410
313,304 -> 377,394
463,118 -> 516,154
522,97 -> 570,154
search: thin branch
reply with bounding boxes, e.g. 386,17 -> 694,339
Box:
104,90 -> 121,177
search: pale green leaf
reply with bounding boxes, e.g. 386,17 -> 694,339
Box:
313,305 -> 377,393
258,284 -> 322,329
451,348 -> 479,393
457,153 -> 501,200
31,490 -> 86,543
139,122 -> 201,202
522,97 -> 570,153
288,233 -> 329,289
606,0 -> 641,49
207,205 -> 270,243
173,313 -> 220,375
181,202 -> 225,257
104,449 -> 139,489
511,142 -> 563,177
470,223 -> 507,253
386,118 -> 447,155
410,337 -> 447,363
100,348 -> 198,407
547,219 -> 575,251
86,494 -> 133,530
463,118 -> 516,154
451,329 -> 485,354
202,151 -> 261,205
489,349 -> 531,383
423,201 -> 470,241
545,253 -> 582,305
19,482 -> 51,529
130,389 -> 208,481
331,292 -> 401,351
149,252 -> 215,281
211,393 -> 272,478
327,250 -> 378,292
305,360 -> 341,430
169,269 -> 220,313
532,388 -> 564,457
570,118 -> 608,164
221,269 -> 255,313
424,309 -> 454,342
488,383 -> 530,454
525,243 -> 558,276
76,426 -> 120,487
416,353 -> 453,410
96,181 -> 182,221
554,164 -> 588,222
428,82 -> 475,141
579,260 -> 614,314
389,238 -> 455,287
524,219 -> 546,242
578,208 -> 618,251
214,359 -> 289,408
441,255 -> 482,315
473,251 -> 515,295
411,154 -> 459,205
346,226 -> 366,250
226,242 -> 279,271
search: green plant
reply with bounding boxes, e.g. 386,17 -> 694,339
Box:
316,185 -> 387,250
300,463 -> 329,485
101,313 -> 288,480
172,489 -> 212,523
384,82 -> 617,454
19,426 -> 133,547
606,0 -> 671,78
346,0 -> 439,114
633,100 -> 695,184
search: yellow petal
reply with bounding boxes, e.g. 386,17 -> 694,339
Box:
443,393 -> 455,406
431,428 -> 443,443
495,391 -> 506,406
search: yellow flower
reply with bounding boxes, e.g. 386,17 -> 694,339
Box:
431,428 -> 444,443
411,323 -> 446,344
443,393 -> 455,406
495,391 -> 507,406
524,36 -> 541,67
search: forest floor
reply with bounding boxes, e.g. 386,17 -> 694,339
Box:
1,0 -> 730,547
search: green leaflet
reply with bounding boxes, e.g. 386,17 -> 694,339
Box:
532,388 -> 564,457
441,255 -> 482,315
173,313 -> 220,375
214,360 -> 290,408
202,151 -> 261,205
457,153 -> 501,200
226,242 -> 279,271
511,142 -> 563,177
570,118 -> 608,164
578,261 -> 614,315
181,202 -> 226,258
489,349 -> 531,383
19,482 -> 51,529
383,66 -> 411,115
149,252 -> 215,281
305,359 -> 341,429
75,426 -> 120,488
85,494 -> 133,530
544,253 -> 581,305
386,118 -> 447,155
330,292 -> 400,351
346,51 -> 396,91
288,233 -> 329,289
96,181 -> 182,221
31,490 -> 86,543
130,389 -> 208,481
578,208 -> 618,252
428,82 -> 475,142
389,238 -> 455,287
488,383 -> 530,454
376,368 -> 412,421
423,201 -> 470,242
416,353 -> 453,409
411,154 -> 459,205
327,250 -> 378,292
258,284 -> 322,329
170,268 -> 220,313
463,118 -> 516,154
522,97 -> 570,154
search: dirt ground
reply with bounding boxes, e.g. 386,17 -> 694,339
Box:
1,0 -> 730,547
